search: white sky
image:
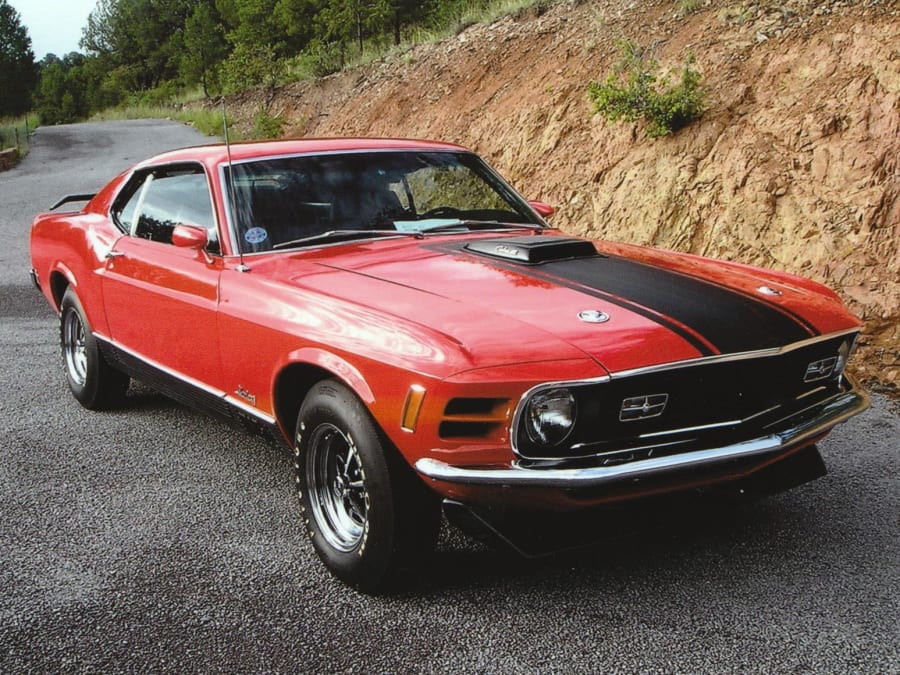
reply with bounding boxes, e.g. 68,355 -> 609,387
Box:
12,0 -> 99,60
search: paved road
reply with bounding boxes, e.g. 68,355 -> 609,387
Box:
1,121 -> 898,673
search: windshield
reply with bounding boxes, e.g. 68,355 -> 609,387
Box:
224,151 -> 542,253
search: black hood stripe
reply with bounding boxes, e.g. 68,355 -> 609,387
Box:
439,242 -> 817,356
538,256 -> 816,354
519,261 -> 719,355
438,250 -> 717,355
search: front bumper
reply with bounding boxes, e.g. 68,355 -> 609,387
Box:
415,381 -> 869,489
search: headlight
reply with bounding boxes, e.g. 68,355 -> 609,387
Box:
525,388 -> 576,446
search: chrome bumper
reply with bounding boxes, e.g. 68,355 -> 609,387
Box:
415,385 -> 869,488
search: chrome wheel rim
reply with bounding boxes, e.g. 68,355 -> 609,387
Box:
62,309 -> 88,386
306,423 -> 369,552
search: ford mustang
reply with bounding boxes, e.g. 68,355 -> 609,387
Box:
30,138 -> 869,592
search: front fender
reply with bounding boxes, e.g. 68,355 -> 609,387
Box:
284,347 -> 375,404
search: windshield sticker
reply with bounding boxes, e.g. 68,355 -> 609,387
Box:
245,227 -> 268,245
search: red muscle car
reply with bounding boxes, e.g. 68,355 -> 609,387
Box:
30,138 -> 869,592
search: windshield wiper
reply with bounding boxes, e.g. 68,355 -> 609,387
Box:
419,221 -> 542,235
271,229 -> 423,250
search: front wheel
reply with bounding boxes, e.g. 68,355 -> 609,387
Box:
59,287 -> 129,410
294,379 -> 440,593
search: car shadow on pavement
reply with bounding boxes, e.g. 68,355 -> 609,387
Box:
404,494 -> 769,595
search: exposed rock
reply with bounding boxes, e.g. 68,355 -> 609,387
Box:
214,0 -> 900,393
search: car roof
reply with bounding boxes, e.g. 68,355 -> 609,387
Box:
139,137 -> 470,168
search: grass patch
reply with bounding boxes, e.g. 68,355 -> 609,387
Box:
677,0 -> 704,16
92,105 -> 226,138
0,113 -> 40,161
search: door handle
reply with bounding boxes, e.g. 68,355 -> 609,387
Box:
105,250 -> 125,259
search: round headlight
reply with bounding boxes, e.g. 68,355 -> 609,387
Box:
525,388 -> 576,447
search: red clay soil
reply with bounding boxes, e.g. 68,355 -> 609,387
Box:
216,0 -> 900,394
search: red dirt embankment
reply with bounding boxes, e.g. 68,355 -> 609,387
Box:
225,0 -> 900,393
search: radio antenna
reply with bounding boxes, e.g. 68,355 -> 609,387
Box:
222,98 -> 249,272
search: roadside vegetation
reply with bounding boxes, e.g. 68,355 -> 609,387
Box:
3,0 -> 557,141
0,113 -> 39,165
588,40 -> 707,139
90,105 -> 228,138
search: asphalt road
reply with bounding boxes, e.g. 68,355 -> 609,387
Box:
1,121 -> 898,673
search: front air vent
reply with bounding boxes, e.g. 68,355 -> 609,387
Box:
464,236 -> 599,265
439,398 -> 510,439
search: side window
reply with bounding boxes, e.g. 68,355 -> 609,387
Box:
132,167 -> 220,253
111,174 -> 149,233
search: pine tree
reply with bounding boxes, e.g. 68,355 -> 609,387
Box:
0,0 -> 38,116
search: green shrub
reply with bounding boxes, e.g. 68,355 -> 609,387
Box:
220,44 -> 286,98
677,0 -> 703,16
588,40 -> 706,139
252,109 -> 285,139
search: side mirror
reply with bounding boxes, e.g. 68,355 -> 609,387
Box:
172,224 -> 209,250
528,200 -> 555,218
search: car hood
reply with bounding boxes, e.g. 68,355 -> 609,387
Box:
278,232 -> 860,376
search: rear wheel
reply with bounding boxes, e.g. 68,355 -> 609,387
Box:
59,287 -> 129,410
294,379 -> 440,593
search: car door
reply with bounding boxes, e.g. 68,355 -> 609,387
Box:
101,164 -> 224,390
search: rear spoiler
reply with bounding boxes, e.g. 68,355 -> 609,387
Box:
49,193 -> 96,210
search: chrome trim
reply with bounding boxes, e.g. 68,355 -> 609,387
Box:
619,393 -> 668,422
804,356 -> 837,382
637,419 -> 742,439
218,148 -> 468,258
578,310 -> 610,324
108,160 -> 223,253
218,146 -> 468,168
609,328 -> 860,380
509,328 -> 860,457
217,148 -> 545,259
569,437 -> 692,455
93,333 -> 276,425
511,376 -> 610,456
417,382 -> 869,488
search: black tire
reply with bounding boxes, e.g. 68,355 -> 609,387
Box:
294,379 -> 440,593
59,287 -> 129,410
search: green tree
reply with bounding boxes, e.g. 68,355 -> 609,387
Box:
34,53 -> 92,124
273,0 -> 321,53
385,0 -> 427,46
317,0 -> 385,55
181,2 -> 228,97
218,0 -> 284,53
82,0 -> 195,90
0,0 -> 38,116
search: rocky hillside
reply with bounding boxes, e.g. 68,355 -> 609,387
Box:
224,0 -> 900,392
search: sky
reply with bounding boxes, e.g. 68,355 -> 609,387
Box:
12,0 -> 99,61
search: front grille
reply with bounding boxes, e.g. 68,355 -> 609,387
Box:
515,334 -> 854,460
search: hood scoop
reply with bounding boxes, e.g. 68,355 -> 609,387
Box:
464,236 -> 600,265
